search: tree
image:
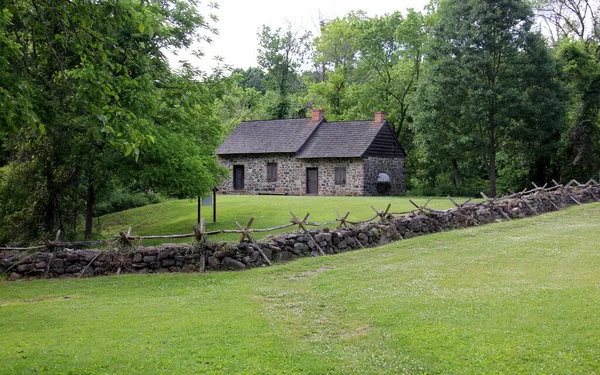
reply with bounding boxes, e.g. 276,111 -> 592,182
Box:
535,0 -> 599,43
556,40 -> 600,180
308,10 -> 426,145
231,67 -> 266,93
534,0 -> 600,181
308,12 -> 364,119
412,0 -> 565,196
0,0 -> 224,244
257,24 -> 311,119
353,10 -> 426,143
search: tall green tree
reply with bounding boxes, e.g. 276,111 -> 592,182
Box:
556,40 -> 600,180
257,24 -> 311,119
412,0 -> 565,196
535,0 -> 600,181
0,0 -> 224,243
308,12 -> 364,119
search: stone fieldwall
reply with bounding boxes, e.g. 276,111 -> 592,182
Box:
363,157 -> 405,196
2,186 -> 599,281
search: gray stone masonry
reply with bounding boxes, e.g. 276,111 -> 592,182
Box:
3,185 -> 599,280
364,157 -> 405,195
218,155 -> 403,196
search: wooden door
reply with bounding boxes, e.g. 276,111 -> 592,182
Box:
233,165 -> 244,190
306,168 -> 318,195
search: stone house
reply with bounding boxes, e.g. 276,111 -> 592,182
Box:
217,109 -> 405,196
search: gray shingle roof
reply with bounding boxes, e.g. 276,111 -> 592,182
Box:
217,118 -> 319,155
296,121 -> 384,158
217,116 -> 404,159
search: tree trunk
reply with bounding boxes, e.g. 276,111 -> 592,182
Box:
488,161 -> 497,197
488,130 -> 497,197
44,166 -> 56,235
85,182 -> 95,239
452,158 -> 461,189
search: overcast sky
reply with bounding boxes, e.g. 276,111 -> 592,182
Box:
168,0 -> 430,72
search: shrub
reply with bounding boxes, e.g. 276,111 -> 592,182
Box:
94,188 -> 164,216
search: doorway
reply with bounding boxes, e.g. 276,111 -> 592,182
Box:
233,165 -> 244,190
306,168 -> 318,195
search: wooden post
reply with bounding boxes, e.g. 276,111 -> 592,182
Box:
119,231 -> 132,247
42,238 -> 53,252
290,212 -> 326,256
199,218 -> 206,272
213,187 -> 217,223
371,204 -> 392,222
235,218 -> 271,266
335,209 -> 350,229
193,219 -> 207,272
197,196 -> 201,224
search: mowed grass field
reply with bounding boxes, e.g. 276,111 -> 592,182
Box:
94,195 -> 467,242
1,203 -> 600,374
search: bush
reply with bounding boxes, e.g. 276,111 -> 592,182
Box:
94,189 -> 164,216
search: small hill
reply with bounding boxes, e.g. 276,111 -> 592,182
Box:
94,195 -> 466,241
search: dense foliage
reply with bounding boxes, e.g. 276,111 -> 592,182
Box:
0,0 -> 225,244
218,0 -> 599,196
2,0 -> 600,244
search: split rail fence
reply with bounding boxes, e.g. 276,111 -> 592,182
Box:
2,179 -> 598,255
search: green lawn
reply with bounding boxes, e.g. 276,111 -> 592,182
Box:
94,195 -> 467,242
2,204 -> 599,374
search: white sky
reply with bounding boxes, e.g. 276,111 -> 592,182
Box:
168,0 -> 430,72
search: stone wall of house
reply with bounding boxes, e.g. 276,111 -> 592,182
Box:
2,185 -> 599,281
363,157 -> 405,196
218,154 -> 303,194
298,158 -> 365,196
218,155 -> 367,196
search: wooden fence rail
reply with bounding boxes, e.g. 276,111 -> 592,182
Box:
2,179 -> 598,253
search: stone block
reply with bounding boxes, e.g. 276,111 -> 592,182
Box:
156,251 -> 170,261
222,257 -> 246,270
65,265 -> 81,274
207,256 -> 220,269
84,253 -> 96,262
8,272 -> 23,281
214,248 -> 235,259
275,251 -> 292,262
17,264 -> 34,273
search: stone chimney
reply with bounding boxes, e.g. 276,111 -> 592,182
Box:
374,111 -> 387,123
311,109 -> 325,122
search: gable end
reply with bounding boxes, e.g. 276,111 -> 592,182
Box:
362,122 -> 405,158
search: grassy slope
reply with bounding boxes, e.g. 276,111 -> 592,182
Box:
94,195 -> 465,241
1,204 -> 599,374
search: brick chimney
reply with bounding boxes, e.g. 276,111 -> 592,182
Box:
311,109 -> 325,122
374,111 -> 387,123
